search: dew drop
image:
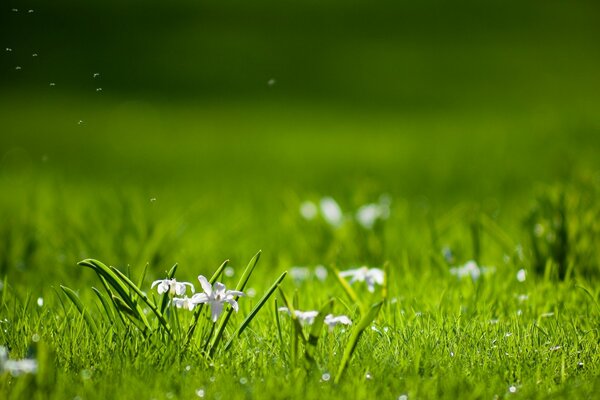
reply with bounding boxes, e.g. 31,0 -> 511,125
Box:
267,78 -> 276,86
195,388 -> 205,398
32,333 -> 40,342
321,372 -> 331,382
5,48 -> 12,52
96,88 -> 102,92
15,66 -> 21,70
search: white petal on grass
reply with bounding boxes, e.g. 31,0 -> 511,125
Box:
151,278 -> 194,296
290,266 -> 311,282
0,347 -> 37,376
314,265 -> 328,281
339,266 -> 384,292
355,199 -> 390,229
516,269 -> 526,282
190,275 -> 244,322
37,297 -> 43,307
319,197 -> 343,227
172,296 -> 196,311
300,201 -> 318,220
449,260 -> 495,282
324,314 -> 352,331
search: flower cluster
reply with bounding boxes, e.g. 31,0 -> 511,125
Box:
153,275 -> 244,322
338,266 -> 384,293
278,307 -> 352,331
300,194 -> 391,229
449,260 -> 495,282
0,346 -> 37,376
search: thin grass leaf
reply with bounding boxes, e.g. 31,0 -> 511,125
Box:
208,251 -> 262,356
137,262 -> 149,291
305,299 -> 333,366
224,271 -> 287,351
79,259 -> 147,325
277,287 -> 307,344
92,287 -> 115,324
159,263 -> 178,314
110,266 -> 172,337
329,265 -> 365,314
112,295 -> 149,335
335,301 -> 384,384
60,285 -> 99,337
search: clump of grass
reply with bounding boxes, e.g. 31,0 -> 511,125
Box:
60,251 -> 286,358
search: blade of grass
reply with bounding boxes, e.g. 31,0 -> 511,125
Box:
110,266 -> 171,337
208,251 -> 261,356
224,271 -> 287,351
329,265 -> 365,314
334,301 -> 384,384
60,285 -> 99,337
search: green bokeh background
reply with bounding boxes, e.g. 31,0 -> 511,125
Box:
1,0 -> 599,288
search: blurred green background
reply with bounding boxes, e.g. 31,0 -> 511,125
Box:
1,0 -> 599,290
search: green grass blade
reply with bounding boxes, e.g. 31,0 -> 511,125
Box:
92,287 -> 115,324
159,263 -> 178,314
305,299 -> 333,366
334,301 -> 383,384
79,259 -> 146,323
137,262 -> 149,290
209,251 -> 262,356
224,271 -> 287,351
60,285 -> 99,337
277,287 -> 308,344
110,266 -> 171,336
329,265 -> 365,314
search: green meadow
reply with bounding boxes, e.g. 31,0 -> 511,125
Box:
1,1 -> 600,399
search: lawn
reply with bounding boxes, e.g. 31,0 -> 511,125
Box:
1,1 -> 600,399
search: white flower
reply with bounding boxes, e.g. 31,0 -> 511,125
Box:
279,308 -> 352,330
172,296 -> 196,311
314,265 -> 328,281
190,275 -> 244,322
324,314 -> 352,331
516,269 -> 526,282
151,278 -> 194,296
0,347 -> 37,376
338,266 -> 384,292
299,201 -> 318,220
278,307 -> 319,325
320,197 -> 343,227
449,261 -> 494,282
290,266 -> 311,282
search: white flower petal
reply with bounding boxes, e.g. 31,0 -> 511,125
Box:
198,275 -> 212,295
211,301 -> 224,322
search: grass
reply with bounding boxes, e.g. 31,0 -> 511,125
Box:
1,1 -> 600,397
1,94 -> 599,397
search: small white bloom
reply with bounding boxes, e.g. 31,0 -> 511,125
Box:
151,278 -> 194,296
0,347 -> 37,376
320,197 -> 343,227
290,266 -> 311,282
314,265 -> 328,281
190,275 -> 244,322
355,200 -> 390,229
172,296 -> 196,311
516,269 -> 526,282
324,314 -> 352,331
278,307 -> 319,325
299,201 -> 318,220
339,266 -> 384,292
449,260 -> 494,282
